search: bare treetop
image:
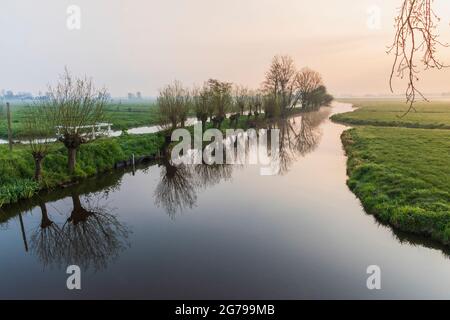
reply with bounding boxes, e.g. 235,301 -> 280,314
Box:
263,55 -> 329,115
296,68 -> 323,94
389,0 -> 448,116
157,80 -> 191,130
263,55 -> 297,100
47,68 -> 108,135
45,68 -> 108,173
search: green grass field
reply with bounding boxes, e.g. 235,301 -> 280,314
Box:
335,99 -> 450,245
0,113 -> 259,207
332,100 -> 450,129
342,127 -> 450,244
0,101 -> 161,139
0,132 -> 165,207
103,101 -> 161,131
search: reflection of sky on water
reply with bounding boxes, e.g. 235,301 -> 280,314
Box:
1,103 -> 450,299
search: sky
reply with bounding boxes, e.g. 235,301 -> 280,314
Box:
1,0 -> 450,97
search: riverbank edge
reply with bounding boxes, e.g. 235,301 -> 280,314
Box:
330,103 -> 450,130
0,115 -> 258,208
340,128 -> 450,247
1,105 -> 321,208
0,132 -> 168,208
330,114 -> 450,130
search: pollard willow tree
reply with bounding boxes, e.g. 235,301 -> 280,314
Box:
23,105 -> 54,181
45,69 -> 108,173
248,90 -> 263,115
192,84 -> 214,131
207,79 -> 233,128
233,85 -> 250,115
157,80 -> 191,130
389,0 -> 448,115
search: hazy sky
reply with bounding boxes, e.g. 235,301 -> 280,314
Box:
1,0 -> 450,96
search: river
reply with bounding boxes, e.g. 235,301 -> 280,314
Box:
0,102 -> 449,299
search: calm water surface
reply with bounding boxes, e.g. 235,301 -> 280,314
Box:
1,103 -> 449,299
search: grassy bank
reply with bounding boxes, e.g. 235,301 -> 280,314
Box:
0,114 -> 235,207
0,101 -> 306,140
332,100 -> 450,129
0,164 -> 134,224
342,127 -> 450,245
0,132 -> 165,207
0,112 -> 269,207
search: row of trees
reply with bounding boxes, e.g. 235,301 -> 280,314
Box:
157,79 -> 235,131
157,55 -> 333,131
19,55 -> 331,183
262,55 -> 333,115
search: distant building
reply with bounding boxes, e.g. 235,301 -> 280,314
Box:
128,93 -> 135,100
16,91 -> 33,100
5,90 -> 14,99
136,91 -> 142,99
2,90 -> 33,100
35,92 -> 51,101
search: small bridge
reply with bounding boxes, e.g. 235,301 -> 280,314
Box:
55,123 -> 113,140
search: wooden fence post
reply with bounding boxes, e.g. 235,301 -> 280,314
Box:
6,102 -> 13,151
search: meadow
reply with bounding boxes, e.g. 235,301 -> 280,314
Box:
332,100 -> 450,129
0,100 -> 161,139
0,132 -> 165,207
336,99 -> 450,245
0,113 -> 261,207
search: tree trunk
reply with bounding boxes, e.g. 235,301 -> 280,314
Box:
34,156 -> 43,181
68,194 -> 91,225
68,147 -> 77,173
39,201 -> 53,229
199,115 -> 207,131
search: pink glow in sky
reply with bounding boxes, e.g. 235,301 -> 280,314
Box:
1,0 -> 449,96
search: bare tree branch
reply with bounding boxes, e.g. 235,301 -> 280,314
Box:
388,0 -> 448,117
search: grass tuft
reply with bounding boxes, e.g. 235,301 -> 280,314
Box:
342,127 -> 450,245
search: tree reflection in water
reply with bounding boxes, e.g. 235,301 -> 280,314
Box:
30,192 -> 130,271
272,108 -> 331,174
21,107 -> 331,268
30,201 -> 64,267
155,158 -> 197,218
154,107 -> 330,216
194,163 -> 233,189
155,161 -> 236,218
